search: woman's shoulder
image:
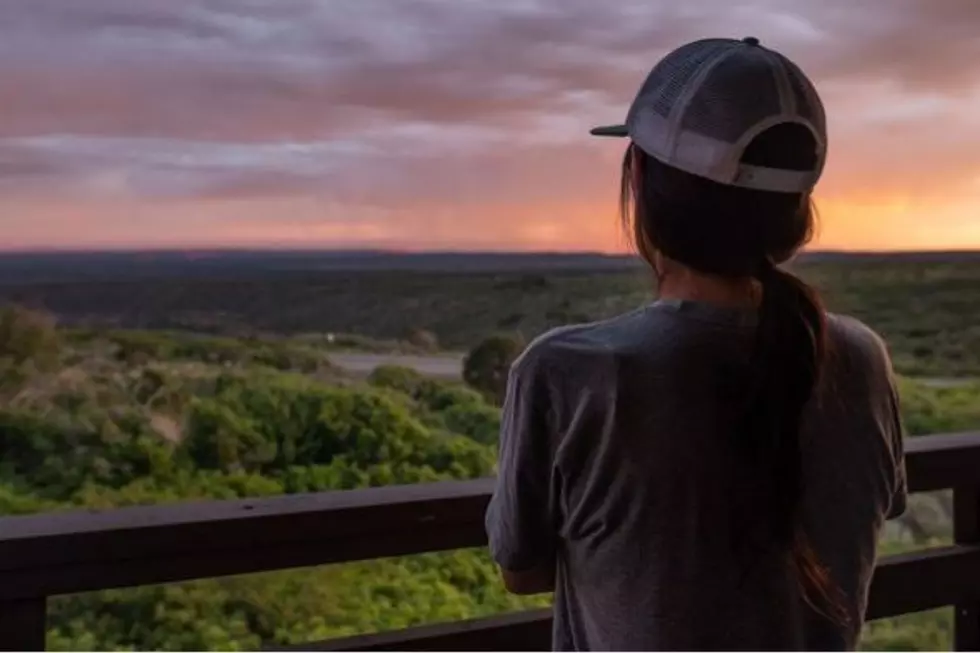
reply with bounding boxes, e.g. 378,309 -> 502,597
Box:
511,308 -> 653,381
825,313 -> 895,376
827,313 -> 889,352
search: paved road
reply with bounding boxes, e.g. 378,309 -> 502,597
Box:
917,377 -> 976,389
330,353 -> 464,379
330,352 -> 976,389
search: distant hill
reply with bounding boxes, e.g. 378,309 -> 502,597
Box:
0,250 -> 634,284
0,248 -> 977,284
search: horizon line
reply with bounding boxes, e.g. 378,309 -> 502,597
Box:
1,246 -> 980,257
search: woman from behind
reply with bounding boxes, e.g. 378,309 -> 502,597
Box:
485,37 -> 907,651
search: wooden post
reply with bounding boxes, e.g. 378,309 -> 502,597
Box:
954,488 -> 980,651
0,597 -> 46,651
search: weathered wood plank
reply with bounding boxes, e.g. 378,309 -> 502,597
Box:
906,432 -> 980,493
269,609 -> 553,652
867,545 -> 980,620
953,488 -> 980,650
0,478 -> 495,569
0,479 -> 494,600
0,598 -> 46,651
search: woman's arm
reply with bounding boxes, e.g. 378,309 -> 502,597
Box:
484,349 -> 559,595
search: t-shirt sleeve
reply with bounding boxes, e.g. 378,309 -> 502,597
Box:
885,367 -> 908,520
484,353 -> 558,571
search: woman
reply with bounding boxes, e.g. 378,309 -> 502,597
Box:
485,37 -> 906,651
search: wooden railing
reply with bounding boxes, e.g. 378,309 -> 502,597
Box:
0,431 -> 978,651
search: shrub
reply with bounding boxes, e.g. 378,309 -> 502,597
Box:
405,328 -> 439,351
462,334 -> 525,405
0,304 -> 61,370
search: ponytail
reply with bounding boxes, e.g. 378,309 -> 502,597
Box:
622,123 -> 849,625
743,259 -> 846,625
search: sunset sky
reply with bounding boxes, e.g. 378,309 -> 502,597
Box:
2,0 -> 980,253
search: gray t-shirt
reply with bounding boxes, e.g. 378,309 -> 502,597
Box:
485,300 -> 907,651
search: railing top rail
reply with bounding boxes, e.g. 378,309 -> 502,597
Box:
906,431 -> 980,454
905,431 -> 980,491
0,477 -> 495,545
0,477 -> 495,601
0,431 -> 975,601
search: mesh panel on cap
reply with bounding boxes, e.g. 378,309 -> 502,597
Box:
678,47 -> 782,143
782,59 -> 824,130
632,39 -> 737,119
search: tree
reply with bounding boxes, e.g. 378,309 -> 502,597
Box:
462,334 -> 525,405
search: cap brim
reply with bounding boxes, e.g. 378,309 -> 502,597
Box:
589,124 -> 628,137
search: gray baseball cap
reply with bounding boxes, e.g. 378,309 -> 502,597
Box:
591,37 -> 827,194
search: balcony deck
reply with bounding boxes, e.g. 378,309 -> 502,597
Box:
0,431 -> 978,651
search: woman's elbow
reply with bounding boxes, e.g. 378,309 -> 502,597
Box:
501,567 -> 555,595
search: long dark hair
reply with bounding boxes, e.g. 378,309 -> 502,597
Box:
620,122 -> 846,625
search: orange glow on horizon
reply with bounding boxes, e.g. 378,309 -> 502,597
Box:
3,189 -> 979,253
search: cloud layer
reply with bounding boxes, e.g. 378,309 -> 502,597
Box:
2,0 -> 980,250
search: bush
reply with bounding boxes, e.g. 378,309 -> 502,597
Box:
181,373 -> 495,478
462,334 -> 525,405
897,378 -> 980,436
0,407 -> 176,501
109,331 -> 177,365
368,365 -> 427,397
405,328 -> 439,351
0,304 -> 61,370
441,402 -> 501,445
